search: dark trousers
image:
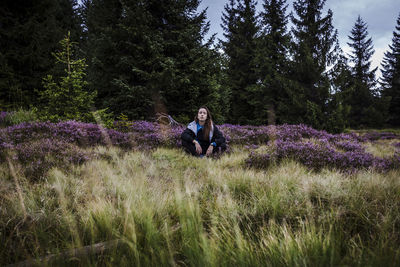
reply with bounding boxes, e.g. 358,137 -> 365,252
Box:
181,139 -> 226,156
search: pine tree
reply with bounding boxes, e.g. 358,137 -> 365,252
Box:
221,0 -> 259,124
346,15 -> 378,127
380,13 -> 400,126
256,0 -> 290,125
290,0 -> 337,128
0,0 -> 82,109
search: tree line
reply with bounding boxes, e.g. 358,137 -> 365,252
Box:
0,0 -> 399,131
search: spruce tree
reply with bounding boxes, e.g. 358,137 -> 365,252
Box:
326,41 -> 352,132
290,0 -> 337,128
221,0 -> 259,124
36,32 -> 95,122
146,0 -> 225,122
346,15 -> 378,127
82,0 -> 127,115
256,0 -> 290,125
83,0 -> 223,122
380,13 -> 400,126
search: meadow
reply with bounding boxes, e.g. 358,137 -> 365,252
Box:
1,115 -> 399,266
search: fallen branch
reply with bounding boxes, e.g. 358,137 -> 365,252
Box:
7,239 -> 122,267
155,112 -> 183,126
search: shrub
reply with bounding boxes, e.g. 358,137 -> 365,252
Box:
12,138 -> 92,180
246,139 -> 399,173
361,131 -> 400,141
2,120 -> 399,178
0,121 -> 132,180
113,113 -> 132,132
0,109 -> 38,127
0,121 -> 132,149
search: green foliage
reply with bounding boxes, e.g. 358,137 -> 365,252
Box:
36,32 -> 96,122
348,16 -> 377,90
91,108 -> 114,129
304,100 -> 323,130
256,0 -> 291,125
0,109 -> 38,127
290,0 -> 337,128
325,103 -> 350,133
381,13 -> 400,126
83,0 -> 225,122
175,114 -> 191,125
113,112 -> 135,132
82,0 -> 128,116
346,16 -> 382,128
221,0 -> 259,124
0,0 -> 82,108
362,96 -> 391,128
2,0 -> 397,131
117,113 -> 129,122
327,45 -> 352,133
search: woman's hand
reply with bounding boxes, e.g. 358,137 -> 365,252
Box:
194,141 -> 202,155
206,145 -> 213,156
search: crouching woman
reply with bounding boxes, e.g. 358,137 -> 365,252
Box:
181,107 -> 226,157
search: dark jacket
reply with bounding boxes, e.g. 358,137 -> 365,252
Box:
181,121 -> 226,149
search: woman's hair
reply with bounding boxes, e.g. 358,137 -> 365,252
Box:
194,106 -> 213,141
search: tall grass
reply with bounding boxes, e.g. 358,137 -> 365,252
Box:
1,145 -> 399,266
364,139 -> 398,157
0,108 -> 38,127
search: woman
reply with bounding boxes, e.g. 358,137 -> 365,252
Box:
181,106 -> 226,157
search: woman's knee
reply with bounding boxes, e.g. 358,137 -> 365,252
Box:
181,140 -> 197,155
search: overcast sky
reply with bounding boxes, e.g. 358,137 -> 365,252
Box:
199,0 -> 400,78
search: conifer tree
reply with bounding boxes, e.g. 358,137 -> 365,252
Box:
82,0 -> 126,115
83,0 -> 224,122
380,13 -> 400,126
256,0 -> 290,125
146,0 -> 225,122
326,41 -> 352,132
36,32 -> 95,122
346,15 -> 379,127
221,0 -> 259,124
290,0 -> 337,128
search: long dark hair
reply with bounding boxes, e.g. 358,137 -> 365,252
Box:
194,106 -> 213,141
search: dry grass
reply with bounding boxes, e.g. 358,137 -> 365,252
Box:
364,139 -> 399,157
1,144 -> 399,266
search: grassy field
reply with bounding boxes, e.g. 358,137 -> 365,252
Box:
1,143 -> 400,266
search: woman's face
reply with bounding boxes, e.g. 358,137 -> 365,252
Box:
197,108 -> 208,121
